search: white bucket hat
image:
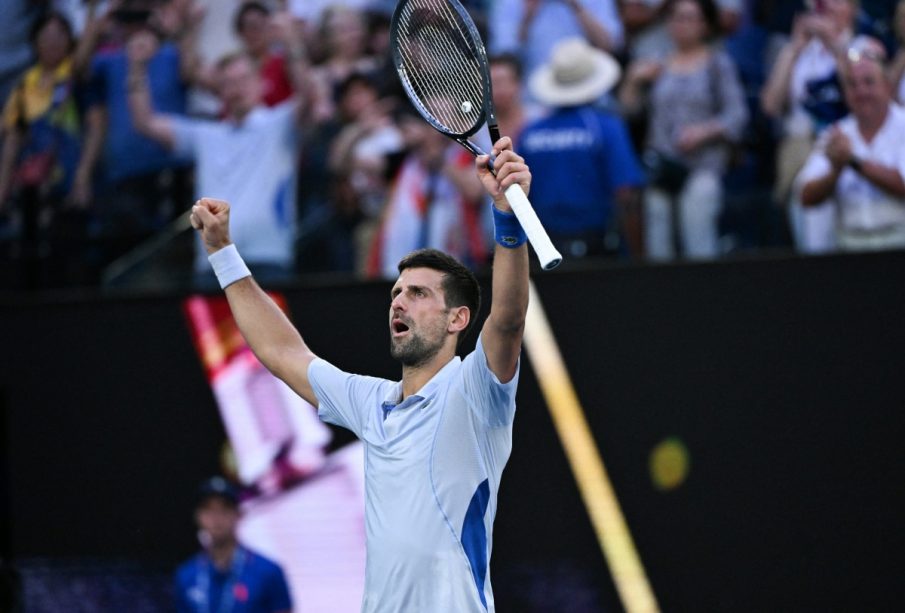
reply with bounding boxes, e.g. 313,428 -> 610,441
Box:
528,37 -> 622,107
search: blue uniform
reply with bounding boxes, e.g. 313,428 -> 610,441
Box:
519,106 -> 645,236
308,334 -> 518,612
174,546 -> 292,613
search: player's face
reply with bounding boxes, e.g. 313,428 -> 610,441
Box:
389,267 -> 452,367
195,497 -> 239,548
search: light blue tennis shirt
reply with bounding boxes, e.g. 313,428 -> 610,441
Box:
308,334 -> 518,612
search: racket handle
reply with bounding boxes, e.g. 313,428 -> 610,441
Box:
503,184 -> 562,270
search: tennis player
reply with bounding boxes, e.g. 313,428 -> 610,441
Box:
190,137 -> 530,612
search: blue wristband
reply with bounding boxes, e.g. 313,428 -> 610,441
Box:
492,204 -> 527,248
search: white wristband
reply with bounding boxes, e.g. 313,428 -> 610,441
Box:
208,244 -> 251,289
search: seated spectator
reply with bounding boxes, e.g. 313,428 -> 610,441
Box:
521,37 -> 645,259
126,17 -> 314,286
174,477 -> 292,613
0,11 -> 104,286
366,106 -> 488,279
490,0 -> 624,97
760,0 -> 860,253
620,0 -> 748,260
797,36 -> 905,251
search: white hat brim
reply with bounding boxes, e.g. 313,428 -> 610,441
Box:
529,50 -> 622,107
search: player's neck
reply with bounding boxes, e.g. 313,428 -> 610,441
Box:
400,349 -> 455,399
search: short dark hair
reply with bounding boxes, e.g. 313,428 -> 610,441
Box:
489,52 -> 523,80
667,0 -> 721,40
398,249 -> 481,347
29,11 -> 75,52
234,1 -> 270,35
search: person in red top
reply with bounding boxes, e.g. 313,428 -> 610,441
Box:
233,2 -> 293,108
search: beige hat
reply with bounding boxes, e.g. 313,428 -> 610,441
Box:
529,37 -> 622,107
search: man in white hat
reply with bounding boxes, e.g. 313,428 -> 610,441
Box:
518,37 -> 646,259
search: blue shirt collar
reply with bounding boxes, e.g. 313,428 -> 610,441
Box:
382,355 -> 462,409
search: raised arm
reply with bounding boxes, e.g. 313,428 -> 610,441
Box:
190,198 -> 320,406
126,29 -> 177,149
475,137 -> 531,383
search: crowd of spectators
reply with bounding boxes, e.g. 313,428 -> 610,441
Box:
2,0 -> 905,290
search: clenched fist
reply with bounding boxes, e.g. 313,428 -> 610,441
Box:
190,197 -> 233,255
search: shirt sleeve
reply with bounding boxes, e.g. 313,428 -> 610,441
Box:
461,333 -> 519,428
793,132 -> 834,203
1,82 -> 22,130
489,0 -> 521,54
586,0 -> 625,50
308,358 -> 386,438
601,114 -> 646,189
265,564 -> 293,612
169,115 -> 205,159
173,565 -> 193,613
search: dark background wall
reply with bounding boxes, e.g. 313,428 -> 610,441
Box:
2,251 -> 904,611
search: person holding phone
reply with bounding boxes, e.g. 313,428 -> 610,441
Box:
760,0 -> 860,253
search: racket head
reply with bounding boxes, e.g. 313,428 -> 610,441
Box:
390,0 -> 495,141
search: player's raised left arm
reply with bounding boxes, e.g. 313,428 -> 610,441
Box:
475,137 -> 530,383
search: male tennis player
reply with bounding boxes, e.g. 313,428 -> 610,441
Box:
190,137 -> 531,612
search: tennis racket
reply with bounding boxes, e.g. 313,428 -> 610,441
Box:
390,0 -> 563,270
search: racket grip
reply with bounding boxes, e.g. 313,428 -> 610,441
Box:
503,184 -> 562,270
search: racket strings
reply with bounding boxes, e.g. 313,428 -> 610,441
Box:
395,0 -> 487,135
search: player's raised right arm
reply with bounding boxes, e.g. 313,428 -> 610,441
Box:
191,198 -> 319,407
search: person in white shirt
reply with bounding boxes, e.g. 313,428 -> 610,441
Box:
798,36 -> 905,251
126,12 -> 315,284
189,136 -> 532,612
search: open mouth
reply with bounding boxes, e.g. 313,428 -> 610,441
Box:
392,319 -> 410,335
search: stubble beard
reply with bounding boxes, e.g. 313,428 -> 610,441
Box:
390,324 -> 446,368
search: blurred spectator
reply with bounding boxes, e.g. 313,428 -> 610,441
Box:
521,37 -> 645,259
83,1 -> 196,246
761,0 -> 860,253
489,53 -> 536,145
174,476 -> 292,613
619,0 -> 743,62
366,106 -> 488,278
297,70 -> 401,274
309,5 -> 379,121
889,0 -> 905,101
490,0 -> 624,95
321,72 -> 403,274
0,0 -> 43,108
231,1 -> 294,108
126,12 -> 314,286
620,0 -> 748,260
797,36 -> 905,251
0,11 -> 105,287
